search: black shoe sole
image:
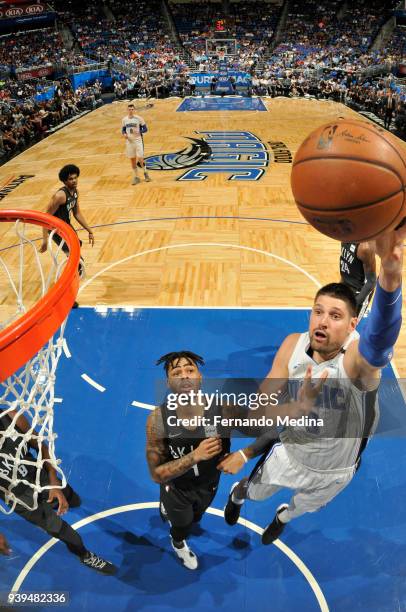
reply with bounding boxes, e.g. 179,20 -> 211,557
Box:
80,555 -> 117,576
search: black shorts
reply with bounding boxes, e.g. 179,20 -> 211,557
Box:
160,481 -> 219,527
10,489 -> 64,535
1,482 -> 78,536
50,229 -> 82,255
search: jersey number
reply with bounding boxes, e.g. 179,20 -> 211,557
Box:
340,261 -> 350,275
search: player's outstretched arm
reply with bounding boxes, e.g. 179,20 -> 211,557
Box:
345,224 -> 406,383
146,410 -> 222,484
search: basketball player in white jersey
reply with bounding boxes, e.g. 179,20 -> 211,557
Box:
121,103 -> 151,185
221,225 -> 406,544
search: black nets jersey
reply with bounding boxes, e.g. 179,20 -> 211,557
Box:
53,187 -> 78,225
340,242 -> 365,293
159,402 -> 231,491
0,414 -> 38,501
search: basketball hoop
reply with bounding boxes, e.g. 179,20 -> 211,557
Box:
0,210 -> 80,513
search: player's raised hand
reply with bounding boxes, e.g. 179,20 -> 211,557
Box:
374,221 -> 406,274
39,241 -> 47,253
194,437 -> 222,462
297,365 -> 328,412
0,533 -> 11,555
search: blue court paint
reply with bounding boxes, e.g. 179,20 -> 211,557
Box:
177,97 -> 267,112
2,308 -> 406,612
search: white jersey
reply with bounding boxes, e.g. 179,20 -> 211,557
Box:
280,331 -> 379,473
122,114 -> 145,142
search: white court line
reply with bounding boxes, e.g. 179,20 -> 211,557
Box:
62,339 -> 71,359
11,502 -> 329,612
131,400 -> 156,410
79,242 -> 321,295
80,374 -> 106,393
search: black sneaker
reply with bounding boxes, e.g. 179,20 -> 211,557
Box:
262,503 -> 289,545
80,551 -> 117,575
224,482 -> 243,526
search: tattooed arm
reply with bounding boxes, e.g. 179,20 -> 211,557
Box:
146,410 -> 222,484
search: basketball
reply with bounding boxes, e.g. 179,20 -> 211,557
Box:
290,119 -> 406,241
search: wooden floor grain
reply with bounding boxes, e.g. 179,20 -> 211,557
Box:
2,97 -> 406,373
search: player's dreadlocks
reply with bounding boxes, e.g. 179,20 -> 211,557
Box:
156,351 -> 205,375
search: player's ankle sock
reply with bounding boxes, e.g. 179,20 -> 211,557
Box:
231,491 -> 245,505
277,509 -> 289,524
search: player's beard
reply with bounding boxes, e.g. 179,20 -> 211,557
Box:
309,332 -> 342,359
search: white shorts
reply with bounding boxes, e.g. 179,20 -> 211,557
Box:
126,139 -> 144,159
247,442 -> 354,517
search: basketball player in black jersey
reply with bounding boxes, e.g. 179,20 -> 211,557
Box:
146,351 -> 316,569
340,241 -> 376,319
0,409 -> 117,574
40,165 -> 94,307
146,351 -> 228,570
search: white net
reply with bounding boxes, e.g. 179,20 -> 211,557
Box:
0,219 -> 72,514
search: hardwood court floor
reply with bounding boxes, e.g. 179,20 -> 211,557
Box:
1,97 -> 406,374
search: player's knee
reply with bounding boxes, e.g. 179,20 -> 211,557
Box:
170,524 -> 192,542
46,517 -> 65,538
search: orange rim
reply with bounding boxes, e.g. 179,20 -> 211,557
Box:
0,210 -> 80,383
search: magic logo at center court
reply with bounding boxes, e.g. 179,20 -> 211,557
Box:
145,131 -> 269,181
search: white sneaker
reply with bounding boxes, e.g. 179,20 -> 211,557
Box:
171,538 -> 198,570
132,176 -> 141,185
